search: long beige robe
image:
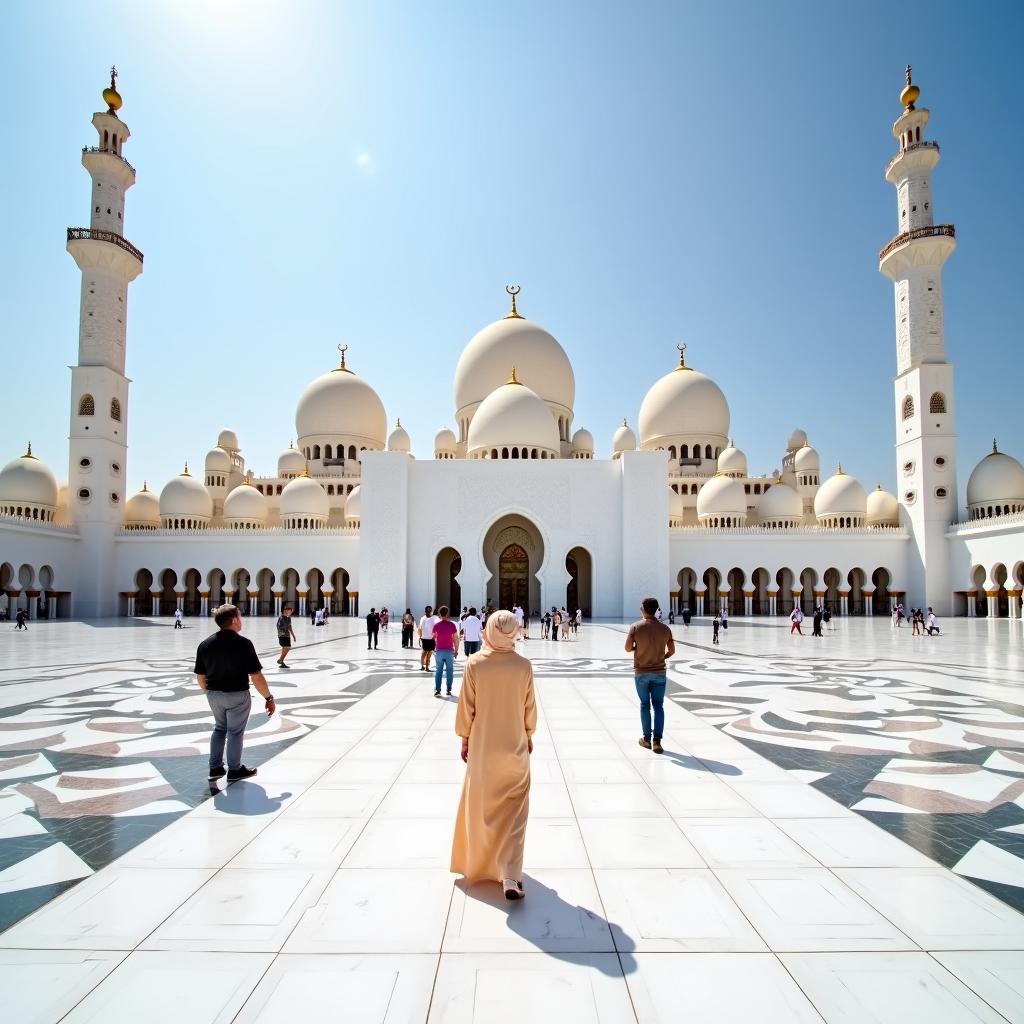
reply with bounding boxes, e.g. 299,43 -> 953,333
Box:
450,648 -> 537,883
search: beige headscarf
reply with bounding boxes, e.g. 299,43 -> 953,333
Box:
483,609 -> 519,652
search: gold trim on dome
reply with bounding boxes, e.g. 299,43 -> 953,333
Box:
333,344 -> 352,373
23,442 -> 36,460
142,480 -> 149,492
992,437 -> 999,454
674,342 -> 692,371
836,463 -> 845,475
301,462 -> 311,478
181,462 -> 191,476
102,65 -> 123,114
900,64 -> 920,111
507,366 -> 521,385
504,284 -> 523,319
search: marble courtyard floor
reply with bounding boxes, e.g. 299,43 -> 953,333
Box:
1,616 -> 1023,1023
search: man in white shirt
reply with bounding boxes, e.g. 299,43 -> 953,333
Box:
925,607 -> 940,635
174,608 -> 183,629
461,606 -> 483,655
418,605 -> 439,672
512,604 -> 524,638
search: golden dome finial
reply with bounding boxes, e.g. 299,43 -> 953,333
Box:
993,437 -> 999,454
142,480 -> 149,492
900,64 -> 920,111
504,284 -> 523,319
182,462 -> 191,476
675,342 -> 691,372
837,462 -> 845,475
334,343 -> 352,373
507,365 -> 521,385
301,461 -> 311,478
23,442 -> 35,460
622,418 -> 628,427
102,65 -> 123,114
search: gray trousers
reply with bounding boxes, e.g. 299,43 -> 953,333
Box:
207,689 -> 252,771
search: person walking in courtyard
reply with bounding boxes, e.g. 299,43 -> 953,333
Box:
812,605 -> 824,637
551,607 -> 561,642
521,608 -> 531,639
790,606 -> 804,635
401,608 -> 415,648
625,596 -> 675,755
926,607 -> 941,635
174,607 -> 183,629
380,607 -> 389,632
720,605 -> 728,633
682,606 -> 692,628
712,611 -> 721,644
823,605 -> 833,630
541,609 -> 550,639
433,605 -> 459,697
512,603 -> 524,634
461,606 -> 483,656
14,608 -> 27,630
366,607 -> 380,649
451,608 -> 537,901
194,604 -> 275,782
276,604 -> 296,667
419,604 -> 438,672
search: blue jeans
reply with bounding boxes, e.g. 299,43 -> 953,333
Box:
207,689 -> 252,771
434,649 -> 454,692
463,640 -> 481,655
634,673 -> 666,741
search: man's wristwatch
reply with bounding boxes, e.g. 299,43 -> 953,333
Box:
265,695 -> 275,703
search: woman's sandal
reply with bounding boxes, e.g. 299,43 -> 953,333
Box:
503,879 -> 525,901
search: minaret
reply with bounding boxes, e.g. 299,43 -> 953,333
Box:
879,67 -> 957,613
66,68 -> 144,617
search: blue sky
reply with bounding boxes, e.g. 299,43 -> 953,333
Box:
4,0 -> 1022,503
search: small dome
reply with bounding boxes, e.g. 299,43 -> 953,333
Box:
814,467 -> 867,522
217,429 -> 240,452
866,485 -> 900,526
454,307 -> 575,417
638,352 -> 730,449
612,420 -> 637,455
434,427 -> 457,455
571,428 -> 594,453
787,428 -> 808,452
280,474 -> 329,521
966,444 -> 1024,509
669,486 -> 685,522
159,466 -> 213,522
794,443 -> 820,472
124,483 -> 160,527
277,444 -> 305,478
758,480 -> 802,523
388,420 -> 411,454
295,351 -> 387,448
0,445 -> 59,510
345,484 -> 361,522
467,373 -> 561,457
717,441 -> 747,477
223,484 -> 267,526
205,446 -> 231,472
696,474 -> 747,521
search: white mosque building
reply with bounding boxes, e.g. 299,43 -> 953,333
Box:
1,69 -> 1022,623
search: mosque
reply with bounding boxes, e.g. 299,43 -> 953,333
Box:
1,68 -> 1022,623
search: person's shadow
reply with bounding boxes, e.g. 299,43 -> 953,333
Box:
457,874 -> 637,976
206,780 -> 293,815
656,748 -> 742,777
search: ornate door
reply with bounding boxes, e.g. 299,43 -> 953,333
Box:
499,543 -> 529,610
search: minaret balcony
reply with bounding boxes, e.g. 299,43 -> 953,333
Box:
82,146 -> 136,175
879,224 -> 955,264
885,140 -> 940,178
67,227 -> 144,264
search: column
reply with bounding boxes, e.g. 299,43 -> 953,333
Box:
322,588 -> 334,616
273,591 -> 283,617
695,589 -> 705,617
176,592 -> 185,613
718,589 -> 729,616
150,591 -> 160,616
839,588 -> 850,616
670,591 -> 680,616
127,593 -> 135,616
863,587 -> 875,616
298,590 -> 308,617
5,590 -> 20,620
26,591 -> 40,620
743,590 -> 753,616
986,589 -> 999,618
767,588 -> 778,617
49,592 -> 59,619
349,591 -> 359,617
791,589 -> 802,613
200,591 -> 209,617
814,589 -> 826,612
965,590 -> 976,617
889,591 -> 900,616
1007,589 -> 1021,620
223,588 -> 234,611
248,591 -> 259,616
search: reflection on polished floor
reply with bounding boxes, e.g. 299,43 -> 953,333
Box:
0,617 -> 1023,1022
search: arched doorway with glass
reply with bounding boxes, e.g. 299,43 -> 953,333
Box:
481,514 -> 545,613
565,546 -> 592,618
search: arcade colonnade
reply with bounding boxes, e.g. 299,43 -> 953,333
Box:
959,560 -> 1024,619
0,561 -> 71,620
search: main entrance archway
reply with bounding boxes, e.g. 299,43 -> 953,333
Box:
499,543 -> 529,610
566,546 -> 592,617
482,514 -> 545,612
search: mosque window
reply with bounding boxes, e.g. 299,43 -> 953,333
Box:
110,492 -> 120,504
79,457 -> 91,469
705,445 -> 712,459
110,398 -> 121,421
78,488 -> 91,501
929,392 -> 946,414
904,490 -> 916,504
79,394 -> 95,416
901,396 -> 914,420
935,487 -> 948,499
681,445 -> 689,458
325,445 -> 333,459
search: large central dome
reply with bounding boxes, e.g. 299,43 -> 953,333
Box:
638,351 -> 730,449
454,310 -> 575,418
295,351 -> 387,449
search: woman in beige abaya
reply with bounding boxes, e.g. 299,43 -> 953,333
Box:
451,608 -> 537,900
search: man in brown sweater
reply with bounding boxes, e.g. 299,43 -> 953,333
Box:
624,597 -> 675,754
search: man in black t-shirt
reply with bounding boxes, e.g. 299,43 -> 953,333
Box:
194,604 -> 276,781
366,607 -> 380,650
276,604 -> 296,668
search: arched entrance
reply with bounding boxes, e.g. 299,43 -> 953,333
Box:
436,547 -> 462,611
482,514 -> 545,613
566,546 -> 592,617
